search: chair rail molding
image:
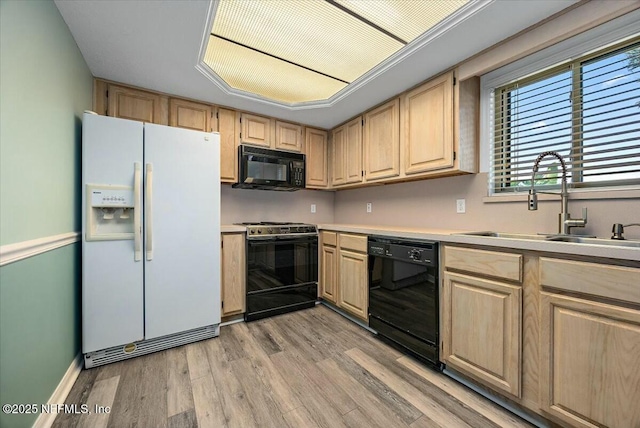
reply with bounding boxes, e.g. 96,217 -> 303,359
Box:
0,232 -> 81,267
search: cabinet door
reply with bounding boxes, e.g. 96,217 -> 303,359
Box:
321,245 -> 337,303
338,249 -> 368,320
345,117 -> 363,184
107,84 -> 168,125
364,99 -> 400,181
169,98 -> 213,132
540,292 -> 640,428
221,234 -> 246,316
331,126 -> 346,186
217,108 -> 239,183
241,113 -> 271,147
402,72 -> 453,175
275,121 -> 303,152
442,272 -> 522,397
306,128 -> 328,188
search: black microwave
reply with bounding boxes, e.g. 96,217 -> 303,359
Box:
232,145 -> 306,191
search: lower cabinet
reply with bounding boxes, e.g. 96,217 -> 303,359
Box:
442,271 -> 522,398
320,238 -> 338,303
221,233 -> 246,317
337,248 -> 368,320
538,258 -> 640,428
320,231 -> 368,321
443,245 -> 640,427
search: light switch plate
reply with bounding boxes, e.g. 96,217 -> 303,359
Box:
456,199 -> 466,213
366,203 -> 372,213
311,204 -> 316,213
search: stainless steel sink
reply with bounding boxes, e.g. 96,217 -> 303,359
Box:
545,236 -> 640,248
457,231 -> 640,248
456,231 -> 548,240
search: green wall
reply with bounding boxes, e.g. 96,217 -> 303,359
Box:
0,1 -> 92,427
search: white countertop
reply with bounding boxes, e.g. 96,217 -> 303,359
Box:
318,224 -> 640,262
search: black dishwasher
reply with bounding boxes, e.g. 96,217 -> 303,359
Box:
368,236 -> 441,370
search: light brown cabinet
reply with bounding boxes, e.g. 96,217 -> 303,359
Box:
329,117 -> 363,187
538,258 -> 640,428
442,271 -> 522,397
442,246 -> 523,398
338,248 -> 368,320
305,128 -> 329,188
241,113 -> 271,147
217,107 -> 239,183
319,232 -> 368,320
169,98 -> 213,132
221,233 -> 246,317
330,126 -> 346,186
105,84 -> 169,125
402,72 -> 454,174
364,98 -> 400,182
345,117 -> 363,184
275,121 -> 303,152
320,231 -> 338,303
401,71 -> 478,178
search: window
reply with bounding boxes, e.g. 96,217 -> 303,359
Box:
491,39 -> 640,193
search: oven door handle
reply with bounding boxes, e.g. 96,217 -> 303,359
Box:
247,233 -> 318,242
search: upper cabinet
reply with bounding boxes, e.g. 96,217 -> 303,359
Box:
402,72 -> 453,174
102,83 -> 169,125
216,107 -> 239,183
345,117 -> 364,184
364,98 -> 400,182
169,98 -> 213,132
305,128 -> 329,189
331,126 -> 346,186
330,117 -> 363,187
240,113 -> 271,148
275,121 -> 303,153
401,71 -> 478,177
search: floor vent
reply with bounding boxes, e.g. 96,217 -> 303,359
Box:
84,324 -> 220,368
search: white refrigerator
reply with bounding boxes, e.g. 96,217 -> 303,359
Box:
82,113 -> 220,368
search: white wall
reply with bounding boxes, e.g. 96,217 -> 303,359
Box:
221,185 -> 335,224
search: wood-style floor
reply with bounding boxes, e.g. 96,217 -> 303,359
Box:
53,305 -> 533,428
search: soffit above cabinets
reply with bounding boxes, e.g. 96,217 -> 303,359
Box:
53,0 -> 580,129
202,0 -> 468,104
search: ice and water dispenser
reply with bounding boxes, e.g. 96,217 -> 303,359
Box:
85,184 -> 135,241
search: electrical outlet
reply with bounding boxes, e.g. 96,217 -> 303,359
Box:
311,204 -> 316,213
456,199 -> 466,214
366,202 -> 372,213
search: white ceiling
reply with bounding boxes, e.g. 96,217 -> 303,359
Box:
54,0 -> 578,129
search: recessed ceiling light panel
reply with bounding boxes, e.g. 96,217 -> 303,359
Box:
203,0 -> 471,104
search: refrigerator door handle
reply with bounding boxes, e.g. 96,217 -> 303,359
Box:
145,163 -> 154,261
133,162 -> 142,261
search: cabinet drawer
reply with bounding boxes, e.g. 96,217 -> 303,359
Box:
540,258 -> 640,305
339,233 -> 367,253
445,246 -> 522,283
322,231 -> 337,247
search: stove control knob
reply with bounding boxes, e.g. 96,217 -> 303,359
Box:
257,229 -> 262,234
267,228 -> 272,233
409,249 -> 421,261
250,229 -> 255,234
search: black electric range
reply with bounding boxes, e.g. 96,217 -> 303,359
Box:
235,222 -> 318,321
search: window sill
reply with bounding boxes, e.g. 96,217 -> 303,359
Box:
482,187 -> 640,204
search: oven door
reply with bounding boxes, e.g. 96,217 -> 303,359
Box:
368,255 -> 438,346
246,235 -> 318,321
247,235 -> 318,291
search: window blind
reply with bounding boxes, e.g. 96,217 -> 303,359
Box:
491,39 -> 640,193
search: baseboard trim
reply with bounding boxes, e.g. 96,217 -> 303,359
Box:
0,232 -> 80,267
32,353 -> 82,428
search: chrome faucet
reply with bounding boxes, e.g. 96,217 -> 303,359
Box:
527,151 -> 587,235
